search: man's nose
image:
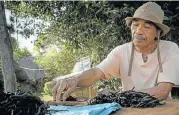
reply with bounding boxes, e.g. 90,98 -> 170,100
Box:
135,25 -> 144,34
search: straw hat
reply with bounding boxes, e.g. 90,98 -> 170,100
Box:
125,2 -> 170,36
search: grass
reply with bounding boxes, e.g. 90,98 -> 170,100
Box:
41,94 -> 53,101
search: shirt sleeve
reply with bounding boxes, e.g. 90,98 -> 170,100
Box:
157,50 -> 179,85
96,46 -> 121,79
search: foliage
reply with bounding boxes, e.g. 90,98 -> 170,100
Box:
13,47 -> 32,61
95,78 -> 122,92
6,1 -> 179,60
5,1 -> 179,92
6,1 -> 135,61
34,43 -> 93,80
12,37 -> 32,61
43,81 -> 52,96
5,1 -> 48,39
6,12 -> 32,61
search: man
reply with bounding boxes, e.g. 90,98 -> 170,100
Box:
52,2 -> 179,102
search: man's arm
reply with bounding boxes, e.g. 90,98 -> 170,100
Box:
77,67 -> 104,87
140,82 -> 174,100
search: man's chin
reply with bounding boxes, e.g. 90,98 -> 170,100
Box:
133,41 -> 145,48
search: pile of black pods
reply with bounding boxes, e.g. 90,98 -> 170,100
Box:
89,90 -> 165,108
0,90 -> 49,115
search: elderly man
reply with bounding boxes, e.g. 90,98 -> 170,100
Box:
52,2 -> 179,102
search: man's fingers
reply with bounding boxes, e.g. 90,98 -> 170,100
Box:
56,81 -> 67,102
51,77 -> 78,102
62,87 -> 76,101
62,79 -> 77,101
52,81 -> 60,101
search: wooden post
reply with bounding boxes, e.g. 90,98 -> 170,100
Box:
88,86 -> 92,99
0,1 -> 17,93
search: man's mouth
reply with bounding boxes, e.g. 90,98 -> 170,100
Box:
134,34 -> 146,40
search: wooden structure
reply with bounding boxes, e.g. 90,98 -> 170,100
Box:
71,56 -> 94,98
18,57 -> 45,81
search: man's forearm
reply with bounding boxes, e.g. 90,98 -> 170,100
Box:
139,82 -> 174,100
77,68 -> 103,87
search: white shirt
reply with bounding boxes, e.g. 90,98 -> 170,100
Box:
96,40 -> 179,91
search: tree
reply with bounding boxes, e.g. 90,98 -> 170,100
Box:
34,43 -> 93,80
0,2 -> 37,92
14,47 -> 32,60
7,1 -> 179,61
6,1 -> 135,62
0,1 -> 16,93
5,1 -> 179,92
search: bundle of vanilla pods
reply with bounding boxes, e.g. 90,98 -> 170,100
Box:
0,90 -> 49,115
89,90 -> 165,108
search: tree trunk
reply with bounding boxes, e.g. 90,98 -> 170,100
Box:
0,1 -> 17,93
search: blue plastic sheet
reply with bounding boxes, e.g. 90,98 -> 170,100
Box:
48,102 -> 121,115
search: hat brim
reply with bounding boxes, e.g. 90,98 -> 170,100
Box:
125,17 -> 170,36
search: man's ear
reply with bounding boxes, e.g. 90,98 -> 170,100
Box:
154,31 -> 158,40
156,30 -> 162,40
154,30 -> 161,41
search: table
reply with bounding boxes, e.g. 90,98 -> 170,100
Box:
46,99 -> 179,115
113,99 -> 179,115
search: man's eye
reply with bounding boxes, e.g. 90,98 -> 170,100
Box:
145,24 -> 151,28
133,23 -> 138,26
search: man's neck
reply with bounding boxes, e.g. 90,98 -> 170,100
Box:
134,41 -> 158,56
134,41 -> 158,63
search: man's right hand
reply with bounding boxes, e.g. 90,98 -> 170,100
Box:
52,68 -> 104,102
52,76 -> 79,102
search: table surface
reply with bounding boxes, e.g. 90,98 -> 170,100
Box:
47,99 -> 179,115
112,99 -> 179,115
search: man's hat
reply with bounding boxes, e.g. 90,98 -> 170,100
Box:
125,2 -> 170,36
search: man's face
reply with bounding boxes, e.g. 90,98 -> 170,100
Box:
131,18 -> 158,48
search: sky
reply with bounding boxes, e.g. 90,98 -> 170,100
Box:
12,33 -> 37,53
6,9 -> 37,53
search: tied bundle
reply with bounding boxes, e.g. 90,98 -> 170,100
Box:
89,90 -> 165,108
0,91 -> 49,115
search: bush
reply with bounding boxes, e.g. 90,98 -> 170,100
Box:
43,81 -> 53,96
